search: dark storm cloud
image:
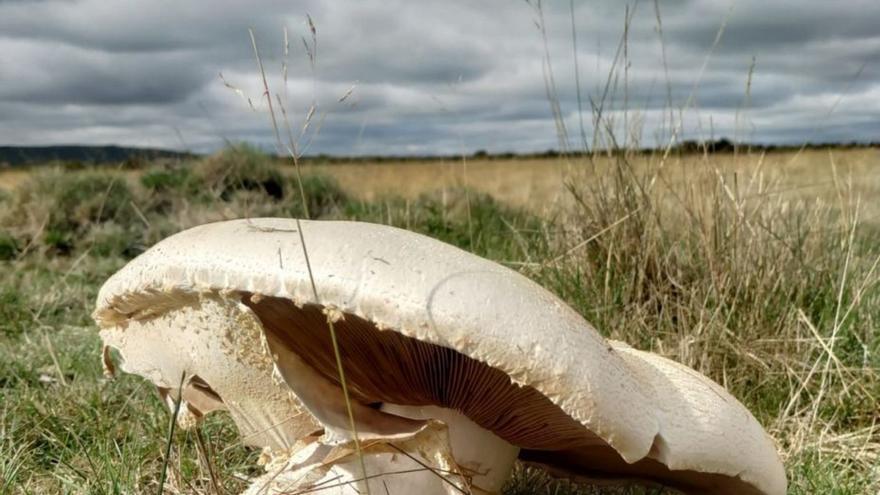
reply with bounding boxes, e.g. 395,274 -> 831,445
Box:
667,1 -> 880,49
0,41 -> 211,104
0,0 -> 877,154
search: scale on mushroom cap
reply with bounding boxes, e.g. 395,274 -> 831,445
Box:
94,218 -> 787,495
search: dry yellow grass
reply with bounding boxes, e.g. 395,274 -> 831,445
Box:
2,148 -> 878,218
303,148 -> 880,219
303,158 -> 570,207
0,169 -> 30,191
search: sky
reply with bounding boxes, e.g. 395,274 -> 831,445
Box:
0,0 -> 878,156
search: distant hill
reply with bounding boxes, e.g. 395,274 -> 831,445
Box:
1,140 -> 876,168
0,145 -> 194,167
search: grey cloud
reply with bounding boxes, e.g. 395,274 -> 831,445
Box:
0,0 -> 293,53
0,0 -> 876,155
1,51 -> 212,105
667,2 -> 880,50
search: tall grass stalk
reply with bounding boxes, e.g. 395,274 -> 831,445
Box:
248,25 -> 372,494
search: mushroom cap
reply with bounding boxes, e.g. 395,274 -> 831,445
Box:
94,218 -> 786,495
99,294 -> 321,450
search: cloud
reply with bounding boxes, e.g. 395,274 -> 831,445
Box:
0,0 -> 876,155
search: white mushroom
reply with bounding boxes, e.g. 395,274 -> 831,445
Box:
94,218 -> 786,495
99,293 -> 321,449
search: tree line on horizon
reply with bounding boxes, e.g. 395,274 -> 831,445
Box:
1,138 -> 877,168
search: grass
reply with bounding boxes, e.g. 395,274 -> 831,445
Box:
0,145 -> 878,493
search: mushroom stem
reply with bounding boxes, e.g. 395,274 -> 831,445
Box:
381,404 -> 520,494
248,424 -> 470,495
248,406 -> 518,495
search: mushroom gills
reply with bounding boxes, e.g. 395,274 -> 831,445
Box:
246,294 -> 773,495
246,295 -> 599,449
262,309 -> 520,494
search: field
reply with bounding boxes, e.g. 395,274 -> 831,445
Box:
0,146 -> 878,493
3,147 -> 879,211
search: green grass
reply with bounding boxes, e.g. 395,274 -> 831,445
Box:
1,146 -> 878,493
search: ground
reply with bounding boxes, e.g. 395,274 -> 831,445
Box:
0,146 -> 878,493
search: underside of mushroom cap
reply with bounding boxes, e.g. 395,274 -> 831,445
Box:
248,296 -> 784,494
99,294 -> 321,450
94,218 -> 786,495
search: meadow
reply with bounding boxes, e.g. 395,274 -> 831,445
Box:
0,145 -> 878,493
